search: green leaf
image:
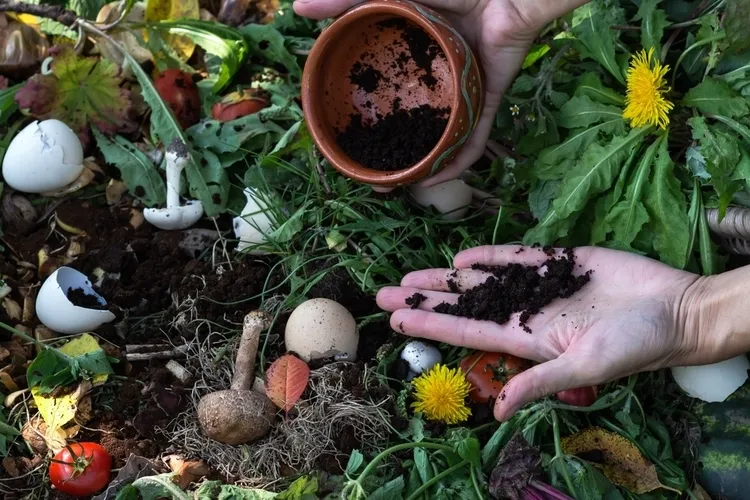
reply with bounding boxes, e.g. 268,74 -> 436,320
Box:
69,0 -> 110,19
732,145 -> 750,189
93,130 -> 166,207
725,0 -> 750,54
572,11 -> 625,83
686,146 -> 710,181
277,476 -> 317,499
605,137 -> 662,250
414,447 -> 433,484
683,78 -> 749,118
188,105 -> 291,154
268,204 -> 305,243
27,350 -> 72,393
345,450 -> 364,474
187,150 -> 229,212
115,485 -> 139,500
511,74 -> 536,94
529,180 -> 560,219
369,476 -> 405,500
688,116 -> 742,217
408,417 -> 425,443
147,20 -> 249,92
634,0 -> 670,53
574,72 -> 625,106
128,473 -> 190,500
240,24 -> 302,77
481,419 -> 519,468
525,127 -> 651,245
645,135 -> 690,268
0,84 -> 20,125
522,44 -> 550,69
558,96 -> 623,129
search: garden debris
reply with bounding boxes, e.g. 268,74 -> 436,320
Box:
265,353 -> 310,415
489,433 -> 541,500
1,190 -> 37,234
166,455 -> 211,489
0,14 -> 49,72
432,248 -> 591,333
125,344 -> 189,361
562,427 -> 681,494
31,380 -> 91,452
92,454 -> 165,500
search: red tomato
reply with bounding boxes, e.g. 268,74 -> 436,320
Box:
49,442 -> 112,497
154,69 -> 201,129
460,352 -> 530,403
556,386 -> 598,406
211,89 -> 269,122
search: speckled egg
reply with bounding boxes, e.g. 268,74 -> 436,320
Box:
285,298 -> 358,362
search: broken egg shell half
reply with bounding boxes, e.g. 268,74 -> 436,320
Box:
36,267 -> 116,334
410,180 -> 473,221
285,298 -> 358,363
2,119 -> 84,194
233,188 -> 276,255
671,354 -> 750,403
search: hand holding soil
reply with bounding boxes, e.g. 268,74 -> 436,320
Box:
294,0 -> 591,187
377,245 -> 718,421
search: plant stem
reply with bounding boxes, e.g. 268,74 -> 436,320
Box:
405,459 -> 470,500
353,442 -> 453,488
469,466 -> 483,499
0,322 -> 47,350
551,410 -> 577,498
672,32 -> 726,88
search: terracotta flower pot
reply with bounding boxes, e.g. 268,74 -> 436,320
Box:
302,0 -> 483,187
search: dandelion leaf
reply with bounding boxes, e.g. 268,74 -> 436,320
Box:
572,11 -> 624,83
558,96 -> 624,129
562,427 -> 676,494
683,78 -> 749,118
634,0 -> 670,53
574,72 -> 625,106
726,0 -> 750,54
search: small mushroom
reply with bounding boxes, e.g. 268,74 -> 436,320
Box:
401,341 -> 442,380
143,139 -> 204,231
197,311 -> 276,445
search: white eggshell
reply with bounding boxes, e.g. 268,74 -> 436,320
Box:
285,298 -> 358,363
2,120 -> 84,193
401,341 -> 442,377
233,188 -> 276,254
671,355 -> 750,403
36,267 -> 116,334
410,180 -> 473,220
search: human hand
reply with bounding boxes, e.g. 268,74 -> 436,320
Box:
295,0 -> 590,188
376,245 -> 714,421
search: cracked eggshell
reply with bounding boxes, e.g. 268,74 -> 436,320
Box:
410,180 -> 473,220
671,355 -> 750,403
285,298 -> 358,363
36,267 -> 116,334
233,188 -> 276,254
2,120 -> 84,194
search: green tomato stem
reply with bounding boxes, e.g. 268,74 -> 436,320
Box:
405,459 -> 471,500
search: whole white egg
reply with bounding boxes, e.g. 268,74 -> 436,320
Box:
2,120 -> 84,193
410,179 -> 473,220
285,298 -> 358,363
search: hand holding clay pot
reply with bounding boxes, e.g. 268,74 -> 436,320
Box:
298,0 -> 590,187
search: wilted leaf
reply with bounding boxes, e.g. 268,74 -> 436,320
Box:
489,433 -> 541,500
166,455 -> 211,490
92,454 -> 164,500
31,380 -> 91,452
59,334 -> 113,386
562,427 -> 679,494
144,0 -> 200,61
95,2 -> 153,70
264,354 -> 310,414
15,46 -> 135,147
683,78 -> 749,118
94,129 -> 166,207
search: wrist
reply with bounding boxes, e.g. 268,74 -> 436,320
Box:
679,267 -> 750,365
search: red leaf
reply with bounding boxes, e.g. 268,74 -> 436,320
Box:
265,354 -> 310,413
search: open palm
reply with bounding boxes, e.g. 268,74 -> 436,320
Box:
376,246 -> 705,420
295,0 -> 590,186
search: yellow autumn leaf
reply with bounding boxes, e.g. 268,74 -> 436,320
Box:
59,333 -> 109,386
144,0 -> 200,61
562,427 -> 682,495
31,381 -> 90,452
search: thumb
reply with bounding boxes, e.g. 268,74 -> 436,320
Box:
494,357 -> 581,421
293,0 -> 365,19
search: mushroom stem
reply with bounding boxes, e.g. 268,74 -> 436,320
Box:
165,139 -> 190,210
231,311 -> 271,392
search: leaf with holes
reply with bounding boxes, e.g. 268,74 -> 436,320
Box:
265,354 -> 310,414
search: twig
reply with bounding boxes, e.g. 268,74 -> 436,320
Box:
312,149 -> 332,196
125,344 -> 189,361
0,1 -> 78,26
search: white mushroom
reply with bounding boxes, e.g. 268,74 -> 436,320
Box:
671,355 -> 750,403
36,267 -> 116,334
410,179 -> 473,220
285,298 -> 358,363
233,187 -> 276,254
401,341 -> 442,380
2,120 -> 84,194
144,139 -> 203,230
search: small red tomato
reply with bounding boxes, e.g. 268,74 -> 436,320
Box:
211,88 -> 269,122
460,352 -> 530,403
154,69 -> 201,129
556,386 -> 598,407
49,442 -> 112,497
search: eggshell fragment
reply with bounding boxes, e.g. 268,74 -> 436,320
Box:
671,355 -> 750,403
285,298 -> 358,363
410,179 -> 473,220
2,120 -> 84,194
233,188 -> 276,254
36,267 -> 116,334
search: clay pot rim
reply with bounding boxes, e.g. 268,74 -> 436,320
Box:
302,0 -> 467,186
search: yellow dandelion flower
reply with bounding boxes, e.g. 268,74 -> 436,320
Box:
623,48 -> 674,130
412,364 -> 471,424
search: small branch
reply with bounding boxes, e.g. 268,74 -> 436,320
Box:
125,344 -> 189,361
0,1 -> 78,26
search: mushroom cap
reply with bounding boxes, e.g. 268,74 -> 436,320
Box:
144,200 -> 204,230
197,389 -> 276,445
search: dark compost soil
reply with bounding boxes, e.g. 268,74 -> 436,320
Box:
422,248 -> 592,333
67,287 -> 108,310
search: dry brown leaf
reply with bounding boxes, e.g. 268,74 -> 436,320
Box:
2,298 -> 22,322
41,168 -> 96,198
66,236 -> 87,259
21,415 -> 48,455
106,179 -> 128,205
129,209 -> 145,229
0,346 -> 10,363
54,213 -> 86,236
692,483 -> 712,500
2,456 -> 21,477
166,455 -> 211,489
0,371 -> 19,392
22,294 -> 34,324
562,427 -> 681,495
75,395 -> 93,425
